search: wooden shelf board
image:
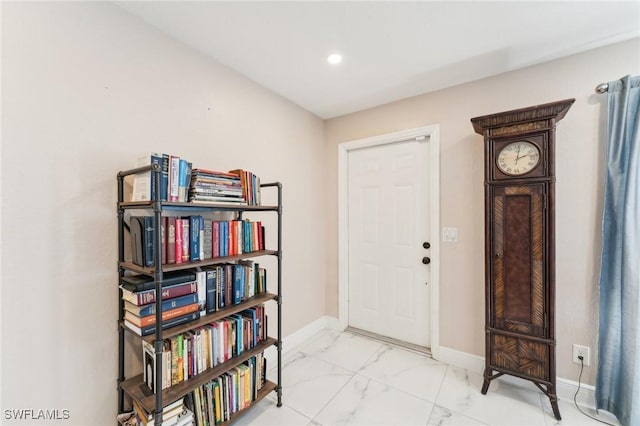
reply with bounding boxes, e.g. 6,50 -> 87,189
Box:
120,337 -> 277,414
119,200 -> 278,212
119,250 -> 278,275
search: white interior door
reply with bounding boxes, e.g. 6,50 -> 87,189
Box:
347,139 -> 430,347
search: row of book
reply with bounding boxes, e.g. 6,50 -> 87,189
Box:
132,153 -> 192,203
131,152 -> 262,206
121,264 -> 267,337
185,354 -> 267,426
142,305 -> 267,391
130,216 -> 266,268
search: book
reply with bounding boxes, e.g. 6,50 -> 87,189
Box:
124,311 -> 200,337
132,153 -> 163,202
203,267 -> 217,314
124,293 -> 198,317
130,216 -> 155,267
168,155 -> 180,202
120,271 -> 196,292
175,218 -> 183,264
189,216 -> 201,262
202,219 -> 212,260
178,159 -> 192,202
181,219 -> 190,263
120,279 -> 197,305
124,303 -> 199,327
167,216 -> 176,264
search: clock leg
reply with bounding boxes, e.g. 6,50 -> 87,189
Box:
548,388 -> 561,420
481,367 -> 492,394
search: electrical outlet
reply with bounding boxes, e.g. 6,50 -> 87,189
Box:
572,344 -> 590,366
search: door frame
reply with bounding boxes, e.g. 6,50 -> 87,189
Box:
338,124 -> 441,359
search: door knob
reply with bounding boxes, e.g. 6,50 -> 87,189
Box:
422,257 -> 431,264
423,242 -> 431,249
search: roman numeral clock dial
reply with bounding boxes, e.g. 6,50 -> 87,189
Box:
497,141 -> 540,176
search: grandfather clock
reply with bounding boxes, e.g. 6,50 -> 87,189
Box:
471,99 -> 574,420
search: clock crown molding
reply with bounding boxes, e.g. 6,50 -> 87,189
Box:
471,98 -> 575,135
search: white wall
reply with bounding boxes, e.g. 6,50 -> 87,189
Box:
325,38 -> 640,386
1,2 -> 326,424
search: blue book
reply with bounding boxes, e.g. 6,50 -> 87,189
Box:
190,216 -> 201,261
126,293 -> 198,317
205,268 -> 217,314
222,222 -> 229,257
178,159 -> 192,202
125,311 -> 200,337
161,154 -> 169,201
231,314 -> 244,355
233,265 -> 242,304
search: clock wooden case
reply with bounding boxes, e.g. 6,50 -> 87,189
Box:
471,99 -> 574,421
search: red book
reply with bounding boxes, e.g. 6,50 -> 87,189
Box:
124,303 -> 199,327
257,222 -> 264,250
212,222 -> 220,258
175,218 -> 183,264
121,279 -> 197,306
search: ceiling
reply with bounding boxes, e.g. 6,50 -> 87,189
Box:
116,1 -> 640,119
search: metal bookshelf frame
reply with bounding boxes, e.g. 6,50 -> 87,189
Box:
116,164 -> 282,425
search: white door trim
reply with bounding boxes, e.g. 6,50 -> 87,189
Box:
338,124 -> 441,360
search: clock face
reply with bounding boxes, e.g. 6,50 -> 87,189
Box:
497,141 -> 540,176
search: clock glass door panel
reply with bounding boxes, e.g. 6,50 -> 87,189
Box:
491,184 -> 546,338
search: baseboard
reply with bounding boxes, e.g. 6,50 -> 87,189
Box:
264,316 -> 341,367
437,346 -> 596,409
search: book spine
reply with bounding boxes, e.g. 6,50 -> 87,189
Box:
167,216 -> 176,264
161,216 -> 167,265
124,280 -> 198,305
196,270 -> 206,316
136,303 -> 199,327
199,216 -> 205,260
137,293 -> 198,317
203,219 -> 213,260
169,155 -> 180,202
182,219 -> 190,263
161,154 -> 169,201
190,216 -> 200,262
212,222 -> 220,258
205,269 -> 216,314
175,218 -> 183,264
139,312 -> 200,337
143,217 -> 154,267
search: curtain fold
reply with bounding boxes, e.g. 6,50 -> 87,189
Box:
596,74 -> 640,426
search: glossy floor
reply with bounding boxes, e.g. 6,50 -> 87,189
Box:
236,329 -> 618,426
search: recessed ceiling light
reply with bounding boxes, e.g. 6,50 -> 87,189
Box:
327,53 -> 343,65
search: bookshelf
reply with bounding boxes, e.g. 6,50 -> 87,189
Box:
116,163 -> 282,425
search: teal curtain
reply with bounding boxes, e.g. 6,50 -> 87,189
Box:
596,75 -> 640,426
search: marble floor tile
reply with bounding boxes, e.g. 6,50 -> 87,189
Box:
268,350 -> 353,419
357,344 -> 448,402
297,329 -> 384,372
233,397 -> 311,426
435,366 -> 547,425
314,374 -> 434,426
427,404 -> 489,426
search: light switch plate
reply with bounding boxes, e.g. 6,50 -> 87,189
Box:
442,227 -> 458,243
